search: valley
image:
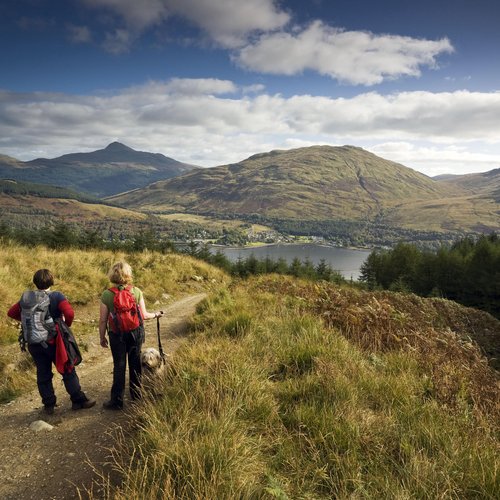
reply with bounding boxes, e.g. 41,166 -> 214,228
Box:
1,143 -> 499,249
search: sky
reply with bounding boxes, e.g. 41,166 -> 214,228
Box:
1,0 -> 500,176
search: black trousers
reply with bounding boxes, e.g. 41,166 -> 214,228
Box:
28,342 -> 86,407
108,328 -> 143,405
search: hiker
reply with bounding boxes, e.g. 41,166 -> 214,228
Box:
7,269 -> 96,415
99,261 -> 163,410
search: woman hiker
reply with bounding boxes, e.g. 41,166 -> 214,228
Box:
7,269 -> 96,415
99,261 -> 163,410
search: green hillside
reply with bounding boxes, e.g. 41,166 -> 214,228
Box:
111,145 -> 500,236
0,180 -> 148,232
0,178 -> 106,204
111,145 -> 453,219
0,142 -> 197,197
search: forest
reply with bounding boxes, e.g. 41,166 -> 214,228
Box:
193,211 -> 461,248
360,234 -> 500,318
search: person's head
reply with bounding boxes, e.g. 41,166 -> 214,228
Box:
33,269 -> 54,290
108,261 -> 133,285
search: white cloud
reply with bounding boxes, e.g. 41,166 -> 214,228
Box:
67,24 -> 93,44
82,0 -> 289,49
163,78 -> 238,95
83,0 -> 169,32
102,28 -> 135,54
80,2 -> 452,85
370,142 -> 500,176
235,21 -> 453,85
164,0 -> 290,48
242,84 -> 266,94
1,82 -> 500,175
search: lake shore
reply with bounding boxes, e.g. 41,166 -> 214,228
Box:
209,242 -> 373,252
207,243 -> 371,280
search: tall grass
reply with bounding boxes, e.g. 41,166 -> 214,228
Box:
102,276 -> 500,499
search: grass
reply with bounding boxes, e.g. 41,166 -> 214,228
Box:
100,275 -> 500,499
0,240 -> 228,403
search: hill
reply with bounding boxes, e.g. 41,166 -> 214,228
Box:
0,178 -> 148,232
435,167 -> 500,201
103,275 -> 499,498
0,178 -> 105,204
110,145 -> 500,236
110,145 -> 452,217
0,142 -> 198,197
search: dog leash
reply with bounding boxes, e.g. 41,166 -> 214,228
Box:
157,314 -> 166,362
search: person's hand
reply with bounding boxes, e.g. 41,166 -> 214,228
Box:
100,337 -> 109,348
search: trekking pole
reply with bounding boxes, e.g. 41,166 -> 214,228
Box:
157,313 -> 166,363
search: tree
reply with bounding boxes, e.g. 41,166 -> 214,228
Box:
211,250 -> 232,272
46,222 -> 77,249
315,259 -> 338,282
289,257 -> 303,277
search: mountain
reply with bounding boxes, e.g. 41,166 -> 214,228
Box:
435,168 -> 500,201
0,178 -> 104,204
0,154 -> 24,168
0,142 -> 198,197
110,145 -> 500,236
110,145 -> 451,216
109,146 -> 443,217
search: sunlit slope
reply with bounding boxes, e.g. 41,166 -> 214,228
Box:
112,145 -> 500,233
435,168 -> 500,202
0,180 -> 147,227
110,145 -> 464,220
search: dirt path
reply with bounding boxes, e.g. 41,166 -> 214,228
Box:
0,294 -> 206,500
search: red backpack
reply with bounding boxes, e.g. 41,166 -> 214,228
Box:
108,285 -> 141,333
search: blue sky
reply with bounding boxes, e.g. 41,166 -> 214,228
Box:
1,0 -> 500,176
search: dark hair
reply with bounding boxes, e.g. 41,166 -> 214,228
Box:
33,269 -> 54,290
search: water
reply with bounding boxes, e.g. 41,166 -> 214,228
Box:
209,243 -> 371,281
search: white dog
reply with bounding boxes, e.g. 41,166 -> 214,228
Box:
141,347 -> 166,376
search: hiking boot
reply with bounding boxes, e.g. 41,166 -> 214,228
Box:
44,405 -> 55,415
72,399 -> 96,410
102,400 -> 123,411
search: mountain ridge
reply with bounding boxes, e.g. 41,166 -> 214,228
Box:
435,167 -> 500,201
0,142 -> 198,197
